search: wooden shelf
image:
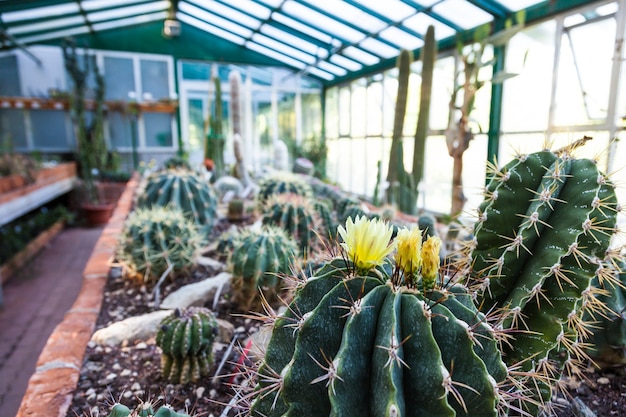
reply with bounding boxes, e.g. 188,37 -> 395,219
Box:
0,96 -> 178,114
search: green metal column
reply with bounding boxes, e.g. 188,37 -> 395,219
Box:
487,43 -> 505,168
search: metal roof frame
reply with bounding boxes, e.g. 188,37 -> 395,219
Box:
0,0 -> 605,86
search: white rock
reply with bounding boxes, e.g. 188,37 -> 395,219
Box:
90,310 -> 173,346
196,256 -> 226,269
161,272 -> 232,309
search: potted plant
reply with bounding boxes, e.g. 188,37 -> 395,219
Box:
62,38 -> 112,226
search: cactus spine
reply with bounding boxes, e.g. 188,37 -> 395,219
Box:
246,217 -> 515,417
137,169 -> 218,236
156,307 -> 218,384
229,225 -> 298,311
116,207 -> 201,283
460,147 -> 621,406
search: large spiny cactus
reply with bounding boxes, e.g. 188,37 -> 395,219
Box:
156,307 -> 218,384
243,217 -> 522,417
137,169 -> 218,236
261,193 -> 319,253
458,146 -> 623,405
257,171 -> 312,205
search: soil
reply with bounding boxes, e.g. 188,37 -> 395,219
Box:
65,218 -> 626,417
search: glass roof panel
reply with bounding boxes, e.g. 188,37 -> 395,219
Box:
316,60 -> 348,77
495,0 -> 545,11
351,0 -> 417,22
431,0 -> 494,30
403,13 -> 456,39
342,46 -> 380,66
222,0 -> 273,20
359,37 -> 400,58
88,2 -> 170,23
2,3 -> 80,23
282,1 -> 366,44
246,41 -> 308,69
596,2 -> 619,16
179,2 -> 253,38
179,13 -> 245,45
92,12 -> 167,31
260,25 -> 327,58
305,66 -> 335,81
329,54 -> 363,72
251,33 -> 316,64
379,26 -> 425,51
19,26 -> 91,45
272,13 -> 335,45
81,0 -> 149,12
8,16 -> 85,36
256,0 -> 284,7
408,0 -> 440,7
301,0 -> 387,33
186,0 -> 261,30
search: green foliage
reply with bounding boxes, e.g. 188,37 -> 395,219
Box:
116,206 -> 201,284
257,171 -> 312,205
163,156 -> 192,171
248,259 -> 510,417
460,148 -> 622,405
228,225 -> 297,312
261,193 -> 319,253
156,307 -> 218,384
137,170 -> 218,236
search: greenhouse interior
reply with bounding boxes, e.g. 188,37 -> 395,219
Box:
1,1 -> 626,417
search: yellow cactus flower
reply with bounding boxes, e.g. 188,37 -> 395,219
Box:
395,227 -> 423,283
337,215 -> 395,274
421,235 -> 442,290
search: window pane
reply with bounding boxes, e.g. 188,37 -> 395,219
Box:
339,87 -> 351,136
0,56 -> 21,96
104,56 -> 135,101
366,79 -> 383,136
108,113 -> 134,148
31,111 -> 70,149
0,109 -> 27,149
351,80 -> 366,138
144,113 -> 173,147
325,87 -> 339,138
141,59 -> 170,100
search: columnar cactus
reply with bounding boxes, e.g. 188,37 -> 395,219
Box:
137,169 -> 218,236
245,217 -> 517,417
261,193 -> 319,252
229,225 -> 298,312
257,171 -> 312,204
459,147 -> 622,404
156,307 -> 218,384
116,207 -> 201,283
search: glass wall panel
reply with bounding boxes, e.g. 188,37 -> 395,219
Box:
430,56 -> 455,131
351,79 -> 367,138
31,111 -> 70,149
325,87 -> 339,139
501,21 -> 556,132
0,109 -> 27,149
104,56 -> 135,101
0,56 -> 20,96
338,86 -> 351,136
108,113 -> 134,148
140,59 -> 170,100
144,113 -> 173,147
366,78 -> 383,136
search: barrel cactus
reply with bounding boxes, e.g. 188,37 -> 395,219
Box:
261,193 -> 319,253
257,171 -> 312,204
116,207 -> 201,284
137,169 -> 218,236
106,402 -> 191,417
229,225 -> 298,312
458,147 -> 622,405
156,307 -> 219,384
244,216 -> 521,417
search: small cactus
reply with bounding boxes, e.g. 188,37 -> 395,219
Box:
116,207 -> 201,284
229,225 -> 298,312
261,193 -> 319,253
156,307 -> 219,384
137,169 -> 218,236
257,171 -> 312,205
105,401 -> 191,417
245,217 -> 518,417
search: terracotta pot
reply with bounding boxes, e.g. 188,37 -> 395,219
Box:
81,202 -> 115,227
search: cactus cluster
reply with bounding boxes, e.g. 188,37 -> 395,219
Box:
257,171 -> 312,204
105,402 -> 191,417
156,307 -> 219,384
116,207 -> 201,283
228,225 -> 298,312
244,216 -> 519,417
458,148 -> 622,405
261,193 -> 319,253
137,169 -> 218,236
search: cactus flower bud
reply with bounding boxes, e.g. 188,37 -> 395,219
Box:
394,226 -> 423,285
338,215 -> 395,274
421,235 -> 442,290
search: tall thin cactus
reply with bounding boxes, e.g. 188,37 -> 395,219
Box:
205,69 -> 225,180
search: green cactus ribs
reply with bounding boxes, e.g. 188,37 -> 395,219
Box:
156,307 -> 219,384
106,402 -> 191,417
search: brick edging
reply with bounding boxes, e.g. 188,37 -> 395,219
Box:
16,174 -> 139,417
